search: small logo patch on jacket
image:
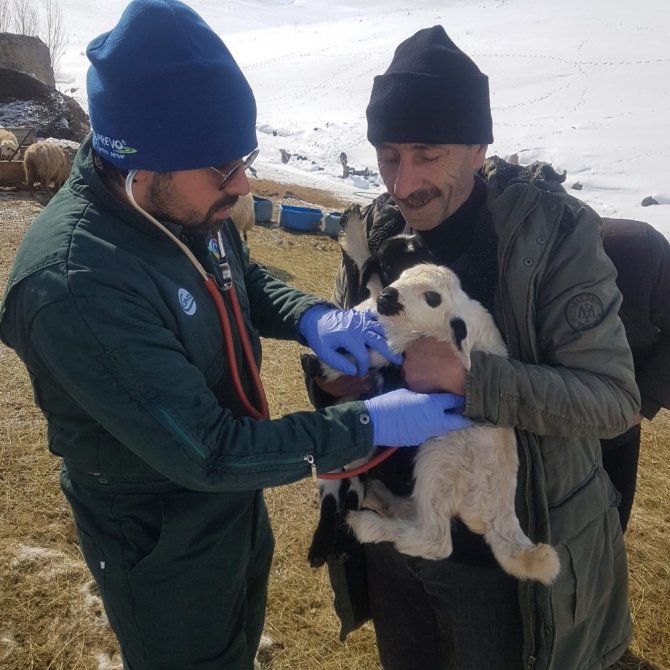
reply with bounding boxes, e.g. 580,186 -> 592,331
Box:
566,293 -> 603,331
178,288 -> 197,316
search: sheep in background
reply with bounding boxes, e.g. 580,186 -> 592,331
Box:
230,192 -> 255,241
47,138 -> 80,165
23,140 -> 69,193
0,128 -> 19,160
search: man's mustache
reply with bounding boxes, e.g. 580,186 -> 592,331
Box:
399,188 -> 441,207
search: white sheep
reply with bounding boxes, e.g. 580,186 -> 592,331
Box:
46,138 -> 80,164
345,264 -> 561,584
230,192 -> 255,241
23,140 -> 70,193
0,128 -> 19,160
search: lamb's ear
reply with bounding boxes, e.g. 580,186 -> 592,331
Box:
359,257 -> 384,300
450,317 -> 471,367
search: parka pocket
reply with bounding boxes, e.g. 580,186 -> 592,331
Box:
548,468 -> 621,628
551,513 -> 615,627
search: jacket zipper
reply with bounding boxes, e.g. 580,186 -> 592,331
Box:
497,211 -> 538,667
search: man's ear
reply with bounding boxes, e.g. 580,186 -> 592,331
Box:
473,144 -> 488,170
131,169 -> 152,184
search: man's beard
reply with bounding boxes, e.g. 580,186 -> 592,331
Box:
147,173 -> 238,236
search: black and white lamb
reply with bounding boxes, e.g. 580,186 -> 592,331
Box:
346,263 -> 560,584
302,207 -> 434,567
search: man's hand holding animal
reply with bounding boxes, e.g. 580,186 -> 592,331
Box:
402,336 -> 466,395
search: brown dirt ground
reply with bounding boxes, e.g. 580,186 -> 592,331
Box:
0,180 -> 668,670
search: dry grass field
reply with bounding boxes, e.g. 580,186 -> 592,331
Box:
0,182 -> 668,670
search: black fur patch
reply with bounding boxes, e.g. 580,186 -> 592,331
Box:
360,234 -> 434,296
450,317 -> 468,351
377,286 -> 401,316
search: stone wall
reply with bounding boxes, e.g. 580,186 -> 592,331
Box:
0,33 -> 55,88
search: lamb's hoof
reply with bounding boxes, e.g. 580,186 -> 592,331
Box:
514,543 -> 561,585
307,545 -> 327,568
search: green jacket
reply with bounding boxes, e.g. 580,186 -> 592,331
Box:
329,158 -> 640,670
0,137 -> 375,493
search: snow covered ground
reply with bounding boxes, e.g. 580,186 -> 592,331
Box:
53,0 -> 670,233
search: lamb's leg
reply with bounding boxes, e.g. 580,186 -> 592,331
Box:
482,519 -> 561,585
308,475 -> 369,567
366,435 -> 469,560
348,439 -> 461,561
460,430 -> 560,584
362,478 -> 416,520
307,480 -> 341,567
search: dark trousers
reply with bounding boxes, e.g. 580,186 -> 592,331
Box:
61,466 -> 274,670
600,424 -> 641,532
365,543 -> 524,670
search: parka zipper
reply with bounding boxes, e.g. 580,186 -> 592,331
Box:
495,199 -> 540,667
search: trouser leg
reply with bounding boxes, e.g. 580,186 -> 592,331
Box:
366,543 -> 448,669
62,469 -> 274,669
245,525 -> 274,663
366,543 -> 523,670
601,424 -> 641,532
419,559 -> 523,670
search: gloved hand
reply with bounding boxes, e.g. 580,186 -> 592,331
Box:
299,305 -> 402,376
364,388 -> 471,447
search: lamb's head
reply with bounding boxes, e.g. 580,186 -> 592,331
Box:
364,234 -> 434,287
376,264 -> 508,369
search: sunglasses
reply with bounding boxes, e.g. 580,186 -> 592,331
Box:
210,148 -> 260,191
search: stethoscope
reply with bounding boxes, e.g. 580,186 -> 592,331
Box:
124,170 -> 270,421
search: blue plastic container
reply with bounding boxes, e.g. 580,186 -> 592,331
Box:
322,211 -> 342,238
279,204 -> 323,232
253,195 -> 273,223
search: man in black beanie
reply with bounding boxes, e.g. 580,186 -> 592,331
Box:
309,25 -> 639,670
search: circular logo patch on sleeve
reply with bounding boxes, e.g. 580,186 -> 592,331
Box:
566,293 -> 603,331
178,288 -> 197,316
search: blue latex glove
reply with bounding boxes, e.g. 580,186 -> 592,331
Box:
364,389 -> 472,447
299,305 -> 403,376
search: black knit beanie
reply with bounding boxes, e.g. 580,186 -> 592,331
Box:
366,25 -> 493,146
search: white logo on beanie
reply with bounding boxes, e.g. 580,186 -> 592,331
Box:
92,131 -> 137,160
178,288 -> 197,316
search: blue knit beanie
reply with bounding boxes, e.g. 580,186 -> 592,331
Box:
367,26 -> 493,146
86,0 -> 257,171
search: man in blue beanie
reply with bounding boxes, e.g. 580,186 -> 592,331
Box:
0,5 -> 474,668
308,25 -> 640,670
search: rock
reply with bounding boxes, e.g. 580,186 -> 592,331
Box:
0,33 -> 54,87
0,68 -> 89,141
572,182 -> 583,190
641,196 -> 659,207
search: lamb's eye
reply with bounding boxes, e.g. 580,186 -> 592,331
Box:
424,291 -> 442,308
